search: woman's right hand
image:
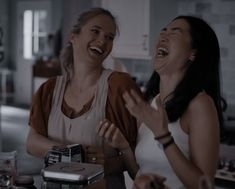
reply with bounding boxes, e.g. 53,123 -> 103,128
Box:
96,119 -> 130,150
133,173 -> 169,189
123,89 -> 169,137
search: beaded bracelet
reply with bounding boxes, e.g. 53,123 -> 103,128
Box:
154,131 -> 171,140
157,137 -> 175,150
162,137 -> 174,150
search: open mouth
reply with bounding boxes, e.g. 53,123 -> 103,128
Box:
89,46 -> 104,55
156,47 -> 169,58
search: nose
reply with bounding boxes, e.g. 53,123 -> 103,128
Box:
97,39 -> 104,45
96,34 -> 106,46
159,32 -> 168,42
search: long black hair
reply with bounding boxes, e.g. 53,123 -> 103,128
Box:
145,15 -> 224,131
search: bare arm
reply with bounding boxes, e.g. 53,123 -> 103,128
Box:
163,93 -> 219,188
123,90 -> 219,189
96,119 -> 139,179
26,78 -> 57,158
26,127 -> 63,159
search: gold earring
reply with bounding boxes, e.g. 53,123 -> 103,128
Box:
190,54 -> 196,62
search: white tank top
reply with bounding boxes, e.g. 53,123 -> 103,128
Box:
135,96 -> 189,189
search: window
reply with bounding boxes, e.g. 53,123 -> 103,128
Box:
23,10 -> 48,59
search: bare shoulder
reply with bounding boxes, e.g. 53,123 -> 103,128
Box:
184,91 -> 219,132
187,91 -> 216,114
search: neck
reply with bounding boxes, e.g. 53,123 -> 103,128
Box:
159,73 -> 183,103
70,62 -> 103,91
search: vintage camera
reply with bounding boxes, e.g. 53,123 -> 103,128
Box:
44,144 -> 84,167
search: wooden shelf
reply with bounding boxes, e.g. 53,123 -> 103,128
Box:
33,61 -> 62,78
0,68 -> 14,104
32,60 -> 62,96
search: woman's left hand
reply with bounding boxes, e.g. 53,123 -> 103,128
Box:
123,89 -> 169,137
96,119 -> 130,150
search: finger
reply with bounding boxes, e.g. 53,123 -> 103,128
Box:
96,120 -> 103,133
104,123 -> 116,142
134,175 -> 151,189
141,173 -> 166,189
96,119 -> 108,133
156,96 -> 164,110
122,91 -> 130,101
97,121 -> 111,137
123,91 -> 136,106
151,174 -> 166,183
130,89 -> 143,103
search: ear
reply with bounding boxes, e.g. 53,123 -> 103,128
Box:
189,50 -> 197,62
69,33 -> 75,44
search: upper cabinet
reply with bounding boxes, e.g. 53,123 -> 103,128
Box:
102,0 -> 157,60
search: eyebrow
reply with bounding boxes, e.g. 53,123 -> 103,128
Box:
161,27 -> 183,33
92,25 -> 116,37
171,27 -> 183,33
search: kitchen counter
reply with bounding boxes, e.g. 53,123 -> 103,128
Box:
33,175 -> 106,189
215,144 -> 235,189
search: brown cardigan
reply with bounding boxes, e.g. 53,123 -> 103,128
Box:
29,71 -> 142,149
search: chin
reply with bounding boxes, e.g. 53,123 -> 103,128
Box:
154,62 -> 164,72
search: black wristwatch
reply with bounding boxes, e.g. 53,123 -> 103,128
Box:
157,137 -> 174,150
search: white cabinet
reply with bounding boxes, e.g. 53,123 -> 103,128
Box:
102,0 -> 155,60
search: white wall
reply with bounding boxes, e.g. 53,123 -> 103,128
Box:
0,0 -> 9,67
8,0 -> 63,105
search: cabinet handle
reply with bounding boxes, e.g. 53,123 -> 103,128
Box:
142,34 -> 148,51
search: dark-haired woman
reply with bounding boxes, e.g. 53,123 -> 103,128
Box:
97,16 -> 222,189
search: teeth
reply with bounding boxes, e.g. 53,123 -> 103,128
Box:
157,47 -> 169,57
90,46 -> 103,54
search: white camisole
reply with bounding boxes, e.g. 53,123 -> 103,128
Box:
135,96 -> 189,189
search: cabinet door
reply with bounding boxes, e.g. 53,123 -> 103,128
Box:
102,0 -> 151,59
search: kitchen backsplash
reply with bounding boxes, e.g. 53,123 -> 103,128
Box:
1,0 -> 235,108
118,0 -> 235,108
178,0 -> 235,107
